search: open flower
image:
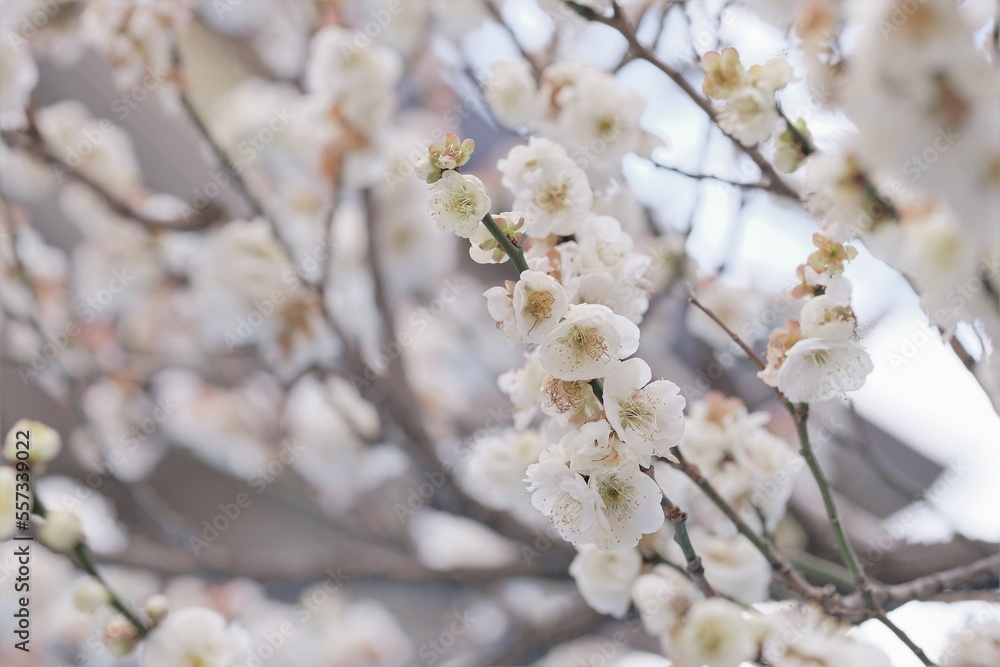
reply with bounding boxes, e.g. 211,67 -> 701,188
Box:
538,304 -> 640,380
512,270 -> 570,343
428,171 -> 491,238
604,359 -> 686,466
776,338 -> 873,403
525,447 -> 664,550
587,462 -> 665,550
142,607 -> 251,667
798,294 -> 857,341
670,599 -> 763,667
570,545 -> 642,619
718,85 -> 779,146
525,446 -> 603,547
560,419 -> 628,474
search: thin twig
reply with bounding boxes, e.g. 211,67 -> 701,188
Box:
661,492 -> 716,596
652,160 -> 768,190
688,295 -> 767,371
793,405 -> 935,666
563,1 -> 801,201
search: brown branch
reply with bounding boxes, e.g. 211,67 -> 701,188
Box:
564,1 -> 800,201
669,452 -> 834,607
2,127 -> 224,232
879,553 -> 1000,607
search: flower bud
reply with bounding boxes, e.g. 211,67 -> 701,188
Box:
3,419 -> 62,468
39,509 -> 84,553
103,614 -> 139,658
72,576 -> 110,613
144,594 -> 170,624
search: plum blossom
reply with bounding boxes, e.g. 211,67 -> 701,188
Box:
569,545 -> 642,618
670,599 -> 764,667
141,607 -> 251,667
525,446 -> 664,550
604,359 -> 686,466
537,304 -> 640,380
775,337 -> 874,403
428,171 -> 491,238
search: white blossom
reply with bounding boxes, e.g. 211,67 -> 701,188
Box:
604,359 -> 686,466
428,171 -> 491,238
569,545 -> 642,618
670,598 -> 763,667
525,446 -> 664,550
538,304 -> 640,381
499,138 -> 593,237
774,338 -> 874,403
512,270 -> 571,343
631,564 -> 703,636
718,85 -> 779,146
484,60 -> 543,129
464,428 -> 548,510
141,607 -> 251,667
940,615 -> 1000,667
4,419 -> 62,467
798,294 -> 857,341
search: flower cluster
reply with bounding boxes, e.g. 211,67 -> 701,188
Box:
671,393 -> 797,532
1,420 -> 411,666
422,135 -> 682,553
484,61 -> 658,178
759,234 -> 873,404
701,48 -> 794,147
632,573 -> 892,667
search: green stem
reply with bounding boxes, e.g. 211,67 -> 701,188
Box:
71,544 -> 150,637
480,212 -> 606,404
793,406 -> 935,666
661,493 -> 714,596
794,406 -> 866,587
790,552 -> 856,590
32,497 -> 150,637
670,454 -> 823,602
481,212 -> 528,273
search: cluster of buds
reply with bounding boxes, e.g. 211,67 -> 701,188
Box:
774,117 -> 813,173
792,233 -> 859,298
416,132 -> 476,184
700,48 -> 794,146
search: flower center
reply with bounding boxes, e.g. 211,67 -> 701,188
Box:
618,393 -> 658,437
562,325 -> 609,361
525,289 -> 555,321
538,181 -> 569,212
596,115 -> 620,140
545,377 -> 589,413
806,349 -> 832,366
598,477 -> 633,513
447,191 -> 477,217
